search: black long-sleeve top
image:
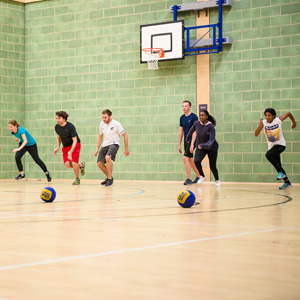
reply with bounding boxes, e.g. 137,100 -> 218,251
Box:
186,121 -> 219,151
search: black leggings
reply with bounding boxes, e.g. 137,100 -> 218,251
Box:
265,145 -> 286,174
15,143 -> 48,173
194,148 -> 219,180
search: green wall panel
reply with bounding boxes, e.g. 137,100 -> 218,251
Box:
210,0 -> 300,183
0,0 -> 299,184
0,0 -> 25,179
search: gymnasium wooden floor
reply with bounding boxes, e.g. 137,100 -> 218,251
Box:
0,179 -> 299,300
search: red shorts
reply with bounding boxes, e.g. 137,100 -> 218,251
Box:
62,143 -> 81,164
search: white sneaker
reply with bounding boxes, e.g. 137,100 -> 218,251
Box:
197,176 -> 206,184
215,180 -> 221,187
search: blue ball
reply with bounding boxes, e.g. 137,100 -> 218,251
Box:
40,187 -> 56,202
177,190 -> 196,208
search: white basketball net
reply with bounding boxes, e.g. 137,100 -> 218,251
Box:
142,48 -> 164,71
147,59 -> 158,70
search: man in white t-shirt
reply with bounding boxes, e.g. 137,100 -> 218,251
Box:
94,109 -> 129,186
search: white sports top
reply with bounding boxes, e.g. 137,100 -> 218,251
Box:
99,119 -> 125,147
263,117 -> 286,150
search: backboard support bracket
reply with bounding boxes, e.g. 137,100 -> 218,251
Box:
170,0 -> 232,55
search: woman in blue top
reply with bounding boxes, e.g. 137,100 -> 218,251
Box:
8,120 -> 51,182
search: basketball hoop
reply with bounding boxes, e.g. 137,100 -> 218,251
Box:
142,48 -> 165,70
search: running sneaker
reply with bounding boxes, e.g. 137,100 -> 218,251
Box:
46,172 -> 52,182
72,178 -> 80,185
279,182 -> 292,190
15,174 -> 25,180
215,180 -> 221,187
184,179 -> 192,185
80,161 -> 86,176
197,176 -> 206,184
105,178 -> 114,186
101,178 -> 108,185
192,177 -> 200,184
276,172 -> 286,180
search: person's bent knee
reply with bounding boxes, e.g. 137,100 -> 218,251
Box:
64,161 -> 72,168
265,152 -> 272,160
183,155 -> 189,162
97,161 -> 104,167
188,157 -> 195,163
194,158 -> 201,164
105,155 -> 112,162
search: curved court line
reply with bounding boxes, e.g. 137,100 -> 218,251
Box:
0,201 -> 175,220
187,194 -> 293,214
0,191 -> 292,224
0,227 -> 280,271
82,193 -> 293,218
0,186 -> 145,207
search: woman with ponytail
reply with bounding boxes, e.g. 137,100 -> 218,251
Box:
186,110 -> 220,186
8,120 -> 51,181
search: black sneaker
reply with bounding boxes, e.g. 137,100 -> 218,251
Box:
15,174 -> 25,180
192,177 -> 200,184
46,172 -> 52,182
101,178 -> 108,185
184,178 -> 192,185
105,178 -> 114,186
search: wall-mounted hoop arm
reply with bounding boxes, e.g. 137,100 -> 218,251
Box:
170,0 -> 232,55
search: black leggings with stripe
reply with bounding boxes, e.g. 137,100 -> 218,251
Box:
15,143 -> 48,173
265,145 -> 286,174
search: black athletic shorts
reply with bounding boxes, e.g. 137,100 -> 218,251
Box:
183,141 -> 193,158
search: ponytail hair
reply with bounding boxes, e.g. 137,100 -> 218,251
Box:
200,110 -> 216,126
8,120 -> 20,128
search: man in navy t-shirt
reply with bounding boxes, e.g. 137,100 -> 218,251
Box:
179,100 -> 201,185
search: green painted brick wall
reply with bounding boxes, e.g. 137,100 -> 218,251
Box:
1,0 -> 299,183
0,0 -> 25,179
210,0 -> 300,183
22,0 -> 197,181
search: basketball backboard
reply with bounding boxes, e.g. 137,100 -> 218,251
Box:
140,20 -> 184,63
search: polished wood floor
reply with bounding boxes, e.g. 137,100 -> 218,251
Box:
0,179 -> 299,300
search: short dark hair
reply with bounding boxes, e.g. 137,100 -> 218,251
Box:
102,109 -> 112,116
56,111 -> 69,120
264,108 -> 276,117
183,100 -> 192,106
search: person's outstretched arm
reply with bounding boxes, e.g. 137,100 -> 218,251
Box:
279,112 -> 297,129
255,118 -> 264,137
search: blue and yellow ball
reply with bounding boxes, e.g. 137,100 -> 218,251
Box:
40,187 -> 56,202
177,190 -> 196,208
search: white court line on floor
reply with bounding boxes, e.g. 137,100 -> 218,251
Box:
0,227 -> 280,271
